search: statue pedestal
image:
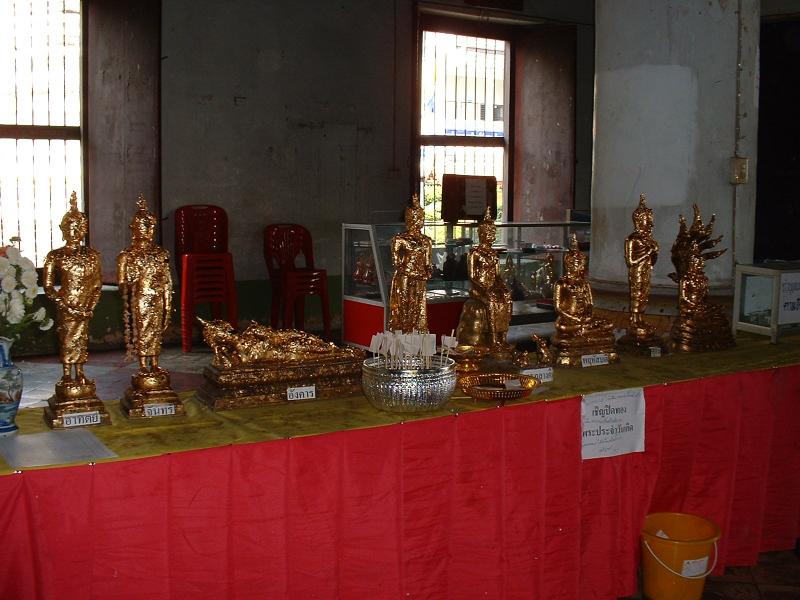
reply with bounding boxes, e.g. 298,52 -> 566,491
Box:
617,333 -> 670,356
671,309 -> 735,352
553,337 -> 619,368
121,370 -> 184,419
197,355 -> 364,411
44,380 -> 111,428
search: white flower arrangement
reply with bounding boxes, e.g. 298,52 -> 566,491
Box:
0,242 -> 53,339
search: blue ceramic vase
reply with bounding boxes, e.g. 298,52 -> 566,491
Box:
0,336 -> 23,435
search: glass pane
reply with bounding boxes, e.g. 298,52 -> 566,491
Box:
420,31 -> 506,138
739,274 -> 773,327
0,0 -> 81,126
0,138 -> 83,266
419,145 -> 504,223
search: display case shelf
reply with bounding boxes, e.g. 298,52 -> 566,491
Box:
342,221 -> 590,348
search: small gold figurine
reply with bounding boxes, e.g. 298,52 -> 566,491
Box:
552,234 -> 618,367
43,192 -> 110,428
388,194 -> 433,333
118,195 -> 184,418
619,194 -> 663,352
455,206 -> 513,350
531,333 -> 555,366
197,319 -> 364,410
669,208 -> 735,352
532,253 -> 555,298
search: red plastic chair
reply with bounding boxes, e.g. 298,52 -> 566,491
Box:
264,224 -> 331,340
175,205 -> 237,352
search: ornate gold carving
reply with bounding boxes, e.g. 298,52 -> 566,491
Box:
552,234 -> 619,367
118,195 -> 183,418
455,206 -> 513,351
197,319 -> 364,410
388,194 -> 433,333
669,206 -> 734,352
43,192 -> 109,427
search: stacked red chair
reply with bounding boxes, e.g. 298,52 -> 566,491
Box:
264,224 -> 331,340
175,205 -> 238,352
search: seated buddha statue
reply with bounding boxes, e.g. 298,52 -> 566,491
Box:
455,207 -> 513,351
552,235 -> 619,366
670,242 -> 734,352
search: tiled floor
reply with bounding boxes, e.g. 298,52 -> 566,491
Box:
13,346 -> 800,598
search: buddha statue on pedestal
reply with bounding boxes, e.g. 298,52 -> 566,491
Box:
388,194 -> 432,333
552,234 -> 619,367
455,207 -> 513,352
620,194 -> 665,352
670,241 -> 735,352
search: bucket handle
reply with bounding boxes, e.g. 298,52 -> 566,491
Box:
643,539 -> 718,580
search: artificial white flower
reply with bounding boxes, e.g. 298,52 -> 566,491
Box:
21,269 -> 38,289
4,247 -> 21,265
19,257 -> 35,271
0,256 -> 10,276
33,307 -> 46,321
6,295 -> 24,324
24,286 -> 37,301
1,275 -> 16,293
39,318 -> 54,331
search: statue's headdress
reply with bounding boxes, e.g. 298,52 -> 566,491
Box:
59,191 -> 88,233
632,193 -> 653,226
405,193 -> 424,225
478,205 -> 496,241
130,193 -> 157,233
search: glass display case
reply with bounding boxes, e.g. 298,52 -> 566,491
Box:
342,221 -> 591,348
732,262 -> 800,343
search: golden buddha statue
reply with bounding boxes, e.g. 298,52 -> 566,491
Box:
552,234 -> 618,366
43,192 -> 109,427
669,203 -> 725,285
455,206 -> 513,350
117,195 -> 183,418
670,237 -> 735,352
388,194 -> 433,333
623,194 -> 660,344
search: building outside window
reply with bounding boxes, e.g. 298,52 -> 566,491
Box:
0,0 -> 83,267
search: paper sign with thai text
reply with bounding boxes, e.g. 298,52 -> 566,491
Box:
778,272 -> 800,325
581,387 -> 645,459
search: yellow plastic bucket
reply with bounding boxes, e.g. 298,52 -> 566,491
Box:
640,512 -> 721,600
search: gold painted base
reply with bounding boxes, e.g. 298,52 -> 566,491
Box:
121,370 -> 184,419
553,338 -> 620,368
617,334 -> 670,356
197,355 -> 364,411
43,379 -> 111,429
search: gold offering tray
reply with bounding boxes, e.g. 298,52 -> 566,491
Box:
460,372 -> 539,404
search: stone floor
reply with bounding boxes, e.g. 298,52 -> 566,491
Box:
12,346 -> 800,598
619,547 -> 800,599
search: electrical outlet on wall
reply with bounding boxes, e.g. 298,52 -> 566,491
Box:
730,156 -> 749,185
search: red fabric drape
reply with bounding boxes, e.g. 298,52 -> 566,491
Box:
1,366 -> 799,599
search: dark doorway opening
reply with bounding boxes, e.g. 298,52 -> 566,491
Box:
754,19 -> 800,261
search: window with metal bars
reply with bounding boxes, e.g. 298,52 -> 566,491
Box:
0,0 -> 82,267
418,28 -> 509,225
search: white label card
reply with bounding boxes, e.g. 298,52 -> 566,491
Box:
63,411 -> 101,428
464,177 -> 487,215
144,403 -> 177,417
287,385 -> 316,401
779,272 -> 800,325
581,353 -> 609,367
521,367 -> 554,383
581,387 -> 645,460
681,556 -> 709,577
649,346 -> 662,358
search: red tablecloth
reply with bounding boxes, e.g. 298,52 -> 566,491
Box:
1,366 -> 799,599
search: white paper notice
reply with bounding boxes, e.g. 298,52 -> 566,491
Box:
581,387 -> 645,460
463,177 -> 487,215
778,272 -> 800,325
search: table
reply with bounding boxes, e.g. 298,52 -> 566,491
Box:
1,335 -> 799,599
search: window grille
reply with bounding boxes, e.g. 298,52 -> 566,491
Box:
0,0 -> 82,266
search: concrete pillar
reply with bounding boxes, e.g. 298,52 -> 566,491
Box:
589,0 -> 759,299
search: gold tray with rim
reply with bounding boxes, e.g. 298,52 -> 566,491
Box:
460,372 -> 539,404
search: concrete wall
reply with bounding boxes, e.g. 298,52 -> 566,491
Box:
161,0 -> 595,281
590,0 -> 759,292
